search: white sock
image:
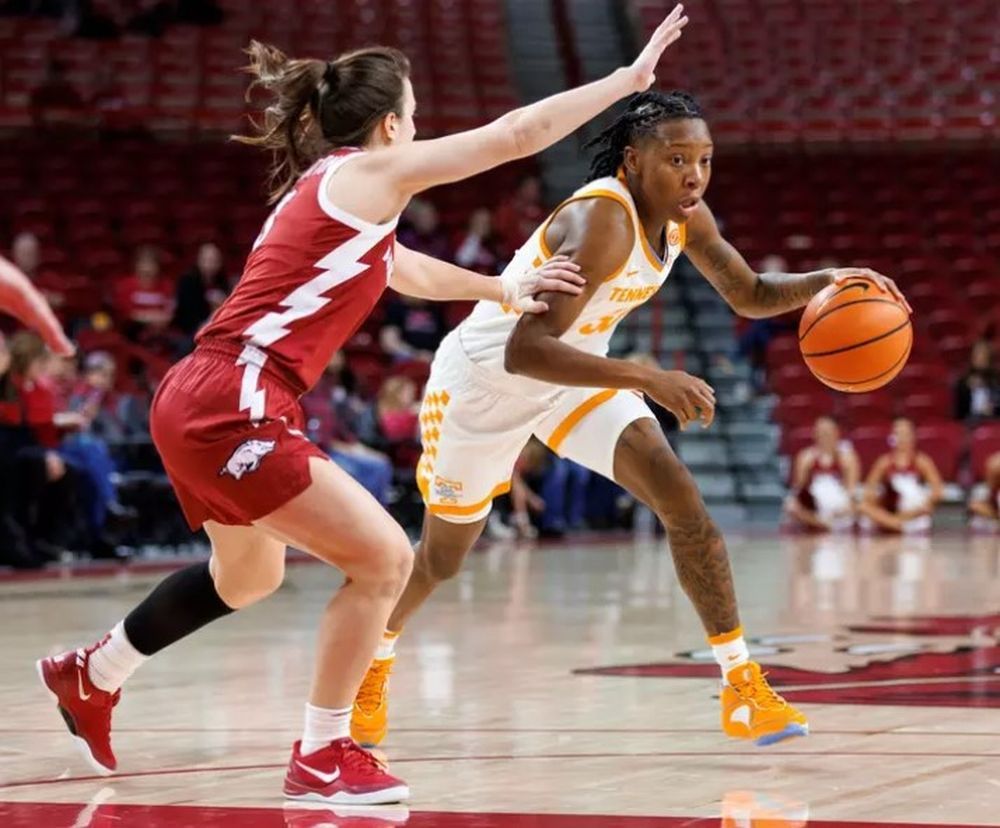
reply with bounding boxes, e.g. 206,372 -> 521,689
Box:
708,627 -> 750,680
375,629 -> 400,661
300,703 -> 352,756
87,621 -> 149,693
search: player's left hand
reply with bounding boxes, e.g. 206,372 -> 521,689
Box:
831,268 -> 912,313
502,254 -> 585,314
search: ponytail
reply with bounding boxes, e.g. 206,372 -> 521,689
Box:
232,40 -> 411,204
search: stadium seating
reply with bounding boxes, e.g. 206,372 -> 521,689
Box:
636,0 -> 998,143
0,0 -> 517,135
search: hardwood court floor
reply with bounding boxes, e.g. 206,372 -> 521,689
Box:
1,530 -> 998,827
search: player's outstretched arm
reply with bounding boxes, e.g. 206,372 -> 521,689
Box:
504,198 -> 715,430
684,202 -> 908,318
0,255 -> 74,356
377,5 -> 687,197
391,243 -> 584,313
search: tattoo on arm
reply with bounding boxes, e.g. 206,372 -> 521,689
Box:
701,240 -> 744,299
751,270 -> 834,313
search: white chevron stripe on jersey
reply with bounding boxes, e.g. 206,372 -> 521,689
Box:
243,226 -> 391,349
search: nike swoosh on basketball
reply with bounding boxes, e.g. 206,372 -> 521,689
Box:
296,760 -> 341,785
77,671 -> 92,701
729,704 -> 751,727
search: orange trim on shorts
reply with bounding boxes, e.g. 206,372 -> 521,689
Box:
707,626 -> 744,645
427,480 -> 512,517
545,389 -> 618,455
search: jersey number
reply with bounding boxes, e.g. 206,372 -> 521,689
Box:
579,308 -> 629,336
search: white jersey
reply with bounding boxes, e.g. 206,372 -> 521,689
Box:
456,174 -> 686,398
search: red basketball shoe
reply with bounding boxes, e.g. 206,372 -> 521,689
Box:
36,642 -> 120,775
284,739 -> 409,805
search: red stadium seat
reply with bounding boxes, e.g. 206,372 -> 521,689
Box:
849,426 -> 892,475
971,424 -> 1000,480
914,422 -> 965,480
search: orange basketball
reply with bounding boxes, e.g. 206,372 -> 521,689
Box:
798,278 -> 912,393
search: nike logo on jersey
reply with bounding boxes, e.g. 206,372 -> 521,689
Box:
729,704 -> 751,728
295,760 -> 342,785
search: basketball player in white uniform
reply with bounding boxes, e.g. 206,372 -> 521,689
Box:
352,91 -> 905,748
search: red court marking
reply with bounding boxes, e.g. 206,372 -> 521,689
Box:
7,726 -> 1000,737
5,748 -> 1000,791
0,802 -> 988,828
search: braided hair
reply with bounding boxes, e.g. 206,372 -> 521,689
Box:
584,90 -> 703,182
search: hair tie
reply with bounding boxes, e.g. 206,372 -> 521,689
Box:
322,61 -> 339,93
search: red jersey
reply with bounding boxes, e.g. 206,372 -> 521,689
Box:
198,148 -> 397,401
114,275 -> 174,322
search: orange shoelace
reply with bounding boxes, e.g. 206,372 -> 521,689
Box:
355,659 -> 392,714
735,667 -> 786,709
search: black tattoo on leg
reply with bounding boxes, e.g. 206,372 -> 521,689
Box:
664,512 -> 740,636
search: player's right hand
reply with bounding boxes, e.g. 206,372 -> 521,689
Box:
641,369 -> 716,430
626,4 -> 689,93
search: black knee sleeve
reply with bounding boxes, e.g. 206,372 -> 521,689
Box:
123,562 -> 234,656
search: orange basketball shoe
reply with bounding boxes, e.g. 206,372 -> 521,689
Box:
351,656 -> 393,747
721,662 -> 808,746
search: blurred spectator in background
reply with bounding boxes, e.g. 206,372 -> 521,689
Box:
10,232 -> 68,317
115,245 -> 173,341
784,416 -> 859,532
398,200 -> 451,261
454,208 -> 503,274
68,350 -> 148,441
172,242 -> 229,344
371,376 -> 420,444
538,454 -> 591,538
954,338 -> 998,421
30,59 -> 84,127
969,451 -> 1000,531
380,295 -> 447,363
0,331 -> 82,561
494,175 -> 545,257
859,418 -> 942,534
302,353 -> 392,506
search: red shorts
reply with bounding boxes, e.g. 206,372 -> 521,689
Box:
150,341 -> 327,530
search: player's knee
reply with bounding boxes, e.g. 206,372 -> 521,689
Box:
420,537 -> 470,583
212,559 -> 285,609
356,531 -> 414,597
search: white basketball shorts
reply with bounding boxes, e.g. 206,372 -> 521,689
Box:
416,332 -> 656,524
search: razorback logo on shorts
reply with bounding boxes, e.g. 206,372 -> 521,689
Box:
575,613 -> 1000,709
219,439 -> 277,480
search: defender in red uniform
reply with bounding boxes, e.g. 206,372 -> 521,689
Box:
36,7 -> 690,804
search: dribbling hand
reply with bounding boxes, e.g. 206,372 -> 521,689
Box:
642,369 -> 716,430
831,268 -> 912,313
627,4 -> 689,93
502,255 -> 585,314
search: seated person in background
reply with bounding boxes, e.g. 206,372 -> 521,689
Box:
114,246 -> 174,341
454,208 -> 503,275
396,199 -> 452,261
859,418 -> 943,534
493,174 -> 545,258
301,353 -> 393,506
784,416 -> 859,532
172,242 -> 230,342
379,294 -> 447,363
954,338 -> 998,421
968,451 -> 1000,530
